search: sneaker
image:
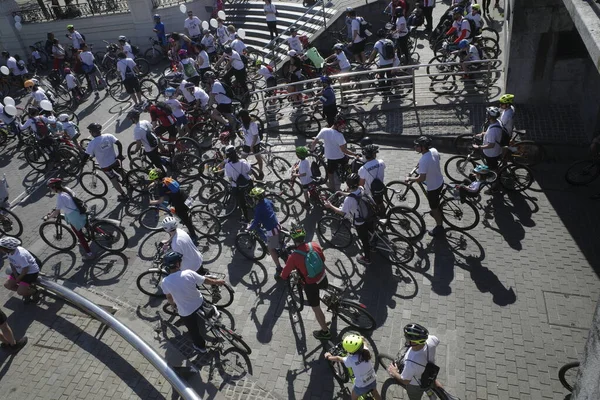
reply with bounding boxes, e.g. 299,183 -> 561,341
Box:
274,267 -> 283,281
9,337 -> 27,352
312,330 -> 331,340
427,225 -> 444,237
192,344 -> 208,354
356,256 -> 371,265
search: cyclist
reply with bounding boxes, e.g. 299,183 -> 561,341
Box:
445,8 -> 471,47
387,323 -> 442,400
291,146 -> 313,208
79,44 -> 102,95
64,67 -> 83,101
118,36 -> 135,60
216,46 -> 247,93
325,334 -> 381,400
247,187 -> 282,276
325,173 -> 375,265
1,51 -> 28,79
195,43 -> 212,80
456,39 -> 480,79
279,224 -> 331,340
58,114 -> 81,148
286,50 -> 304,107
181,81 -> 209,112
358,144 -> 386,214
184,10 -> 203,42
238,109 -> 264,176
51,38 -> 66,72
473,107 -> 504,180
204,71 -> 236,129
153,14 -> 167,48
45,178 -> 94,259
405,136 -> 444,237
0,306 -> 28,351
466,4 -> 482,33
317,76 -> 338,127
116,51 -> 143,107
83,123 -> 129,201
148,168 -> 199,243
179,49 -> 201,86
367,29 -> 395,92
264,0 -> 278,40
498,93 -> 515,136
0,237 -> 41,302
160,217 -> 204,272
215,19 -> 229,46
201,29 -> 217,62
323,44 -> 351,76
347,10 -> 368,63
146,101 -> 178,146
128,110 -> 166,173
453,164 -> 492,203
230,34 -> 248,61
310,116 -> 359,191
286,26 -> 304,55
19,108 -> 56,155
24,79 -> 50,108
66,24 -> 85,51
0,103 -> 20,143
223,145 -> 252,222
161,251 -> 225,354
394,7 -> 410,64
164,87 -> 188,136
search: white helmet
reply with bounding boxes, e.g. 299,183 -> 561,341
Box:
161,216 -> 178,232
118,35 -> 127,41
0,236 -> 21,250
58,113 -> 70,122
287,50 -> 297,57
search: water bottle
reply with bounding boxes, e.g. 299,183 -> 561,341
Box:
453,188 -> 460,200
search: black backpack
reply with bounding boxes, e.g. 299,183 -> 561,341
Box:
144,125 -> 159,148
220,82 -> 234,99
466,18 -> 478,38
348,191 -> 377,224
67,192 -> 88,214
492,121 -> 510,147
381,40 -> 395,60
357,17 -> 372,39
232,162 -> 250,188
34,117 -> 49,137
366,163 -> 386,195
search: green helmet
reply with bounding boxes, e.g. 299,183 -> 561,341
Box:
342,333 -> 363,354
148,168 -> 161,181
290,225 -> 306,241
249,187 -> 265,198
295,146 -> 309,158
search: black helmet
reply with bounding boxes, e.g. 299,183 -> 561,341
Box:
87,123 -> 102,134
377,28 -> 387,38
204,71 -> 216,80
237,109 -> 250,119
359,136 -> 373,147
127,110 -> 140,120
224,145 -> 236,156
403,323 -> 429,345
346,173 -> 360,188
163,251 -> 183,268
224,45 -> 233,54
362,144 -> 379,158
414,136 -> 432,148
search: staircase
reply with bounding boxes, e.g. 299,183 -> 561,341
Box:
225,1 -> 338,66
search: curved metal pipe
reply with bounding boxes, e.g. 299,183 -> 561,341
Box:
38,277 -> 202,400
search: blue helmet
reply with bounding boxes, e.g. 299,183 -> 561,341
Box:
164,87 -> 176,96
458,39 -> 469,49
474,165 -> 490,174
153,14 -> 161,20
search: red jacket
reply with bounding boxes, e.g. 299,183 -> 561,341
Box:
149,105 -> 175,127
281,241 -> 326,285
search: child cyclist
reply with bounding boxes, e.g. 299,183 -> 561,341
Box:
453,164 -> 492,203
291,146 -> 313,208
325,333 -> 382,400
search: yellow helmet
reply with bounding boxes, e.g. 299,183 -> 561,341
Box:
499,94 -> 515,104
24,79 -> 35,88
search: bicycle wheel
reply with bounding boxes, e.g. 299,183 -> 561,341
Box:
0,209 -> 23,237
453,134 -> 475,155
264,193 -> 290,225
327,356 -> 350,384
206,190 -> 237,219
140,79 -> 160,101
39,221 -> 76,250
286,277 -> 305,312
426,55 -> 457,80
136,58 -> 150,76
558,361 -> 580,392
317,216 -> 353,248
199,282 -> 234,308
384,181 -> 420,211
565,160 -> 600,186
336,300 -> 376,331
216,325 -> 252,354
24,146 -> 49,172
79,171 -> 109,197
125,168 -> 150,193
380,378 -> 409,399
295,113 -> 321,138
266,156 -> 292,181
144,47 -> 163,65
138,206 -> 171,231
511,141 -> 546,166
387,206 -> 426,241
278,179 -> 303,201
375,232 -> 415,265
173,153 -> 202,178
440,198 -> 479,231
136,269 -> 167,297
56,148 -> 82,176
340,118 -> 365,144
234,232 -> 267,261
190,208 -> 221,237
481,27 -> 500,43
108,82 -> 129,103
197,180 -> 225,203
90,220 -> 128,252
377,353 -> 397,371
499,164 -> 534,192
174,137 -> 202,158
444,156 -> 477,183
189,120 -> 218,149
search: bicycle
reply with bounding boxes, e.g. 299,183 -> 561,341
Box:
234,227 -> 292,261
241,142 -> 292,182
136,242 -> 234,308
23,136 -> 82,177
565,158 -> 600,186
326,338 -> 377,400
144,37 -> 169,65
108,77 -> 160,103
39,210 -> 128,252
558,361 -> 580,394
294,104 -> 366,143
0,206 -> 23,237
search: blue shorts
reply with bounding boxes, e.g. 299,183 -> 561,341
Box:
176,115 -> 187,127
354,381 -> 377,396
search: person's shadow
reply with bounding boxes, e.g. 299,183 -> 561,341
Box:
459,255 -> 516,306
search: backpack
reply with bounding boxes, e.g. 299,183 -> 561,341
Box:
17,61 -> 25,71
380,40 -> 395,60
220,82 -> 234,99
182,60 -> 197,77
405,345 -> 440,389
123,63 -> 135,79
81,62 -> 94,73
293,243 -> 324,278
132,45 -> 140,56
466,18 -> 478,38
156,101 -> 173,116
310,160 -> 322,178
34,117 -> 49,137
366,163 -> 386,195
348,191 -> 377,224
143,124 -> 158,148
357,17 -> 372,39
232,162 -> 250,188
68,193 -> 88,214
81,33 -> 86,42
492,121 -> 510,147
162,177 -> 180,193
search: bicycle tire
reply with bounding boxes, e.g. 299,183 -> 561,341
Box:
511,140 -> 546,166
0,208 -> 23,237
278,179 -> 303,201
264,193 -> 290,225
234,231 -> 267,261
24,146 -> 49,172
39,220 -> 76,250
206,190 -> 237,219
56,148 -> 82,176
140,79 -> 160,102
440,198 -> 480,231
199,281 -> 234,308
426,55 -> 458,80
90,220 -> 128,252
336,299 -> 376,331
429,78 -> 458,94
453,134 -> 475,155
173,153 -> 202,178
197,180 -> 225,203
376,353 -> 397,371
138,206 -> 172,231
565,160 -> 600,186
144,47 -> 163,65
108,81 -> 129,103
136,269 -> 167,297
189,121 -> 217,149
499,164 -> 534,192
0,130 -> 8,147
384,181 -> 420,211
294,113 -> 321,138
190,207 -> 222,237
79,171 -> 108,197
216,325 -> 252,354
174,137 -> 202,158
444,156 -> 477,183
558,361 -> 580,392
327,356 -> 350,384
317,216 -> 353,248
266,156 -> 292,181
340,118 -> 365,144
125,168 -> 150,193
375,231 -> 415,265
286,277 -> 305,312
481,27 -> 500,43
136,58 -> 150,76
387,206 -> 426,241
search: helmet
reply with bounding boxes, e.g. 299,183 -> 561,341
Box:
219,131 -> 234,144
153,14 -> 161,20
127,110 -> 140,120
403,323 -> 429,345
203,29 -> 210,34
472,4 -> 481,11
394,7 -> 404,15
67,24 -> 74,30
486,106 -> 501,118
64,67 -> 71,74
499,94 -> 515,104
289,225 -> 306,241
342,334 -> 363,354
287,50 -> 297,57
346,7 -> 354,12
118,35 -> 127,42
178,49 -> 188,57
87,123 -> 102,134
289,26 -> 297,33
46,116 -> 57,124
161,216 -> 179,232
58,113 -> 69,122
164,87 -> 176,96
0,237 -> 21,250
362,144 -> 379,158
3,105 -> 17,117
333,43 -> 344,51
24,79 -> 35,88
452,7 -> 462,15
163,251 -> 183,267
359,136 -> 373,147
204,71 -> 216,80
458,39 -> 469,49
148,168 -> 161,181
223,46 -> 233,54
249,187 -> 265,198
184,81 -> 195,89
377,28 -> 387,38
346,173 -> 360,188
320,75 -> 332,84
414,135 -> 432,148
224,144 -> 236,155
473,165 -> 490,174
47,177 -> 63,188
295,146 -> 308,158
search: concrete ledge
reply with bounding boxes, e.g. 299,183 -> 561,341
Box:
562,0 -> 600,73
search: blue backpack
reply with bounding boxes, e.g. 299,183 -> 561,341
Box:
293,243 -> 324,278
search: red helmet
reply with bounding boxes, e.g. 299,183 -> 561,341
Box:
47,178 -> 63,188
219,130 -> 233,144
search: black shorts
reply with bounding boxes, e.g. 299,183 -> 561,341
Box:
326,156 -> 348,174
266,77 -> 277,88
426,186 -> 442,210
216,103 -> 232,114
123,77 -> 141,94
349,40 -> 366,54
242,143 -> 262,154
101,160 -> 124,180
484,155 -> 501,170
155,124 -> 178,140
304,275 -> 328,307
0,308 -> 6,325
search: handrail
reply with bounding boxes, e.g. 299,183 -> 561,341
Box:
37,278 -> 202,400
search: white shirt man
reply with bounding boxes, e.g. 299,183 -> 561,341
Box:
418,148 -> 444,191
122,42 -> 135,59
465,44 -> 480,62
70,30 -> 85,50
340,187 -> 365,225
225,159 -> 251,187
6,56 -> 25,76
169,229 -> 203,271
166,98 -> 185,119
287,35 -> 303,54
211,80 -> 232,104
315,128 -> 346,161
297,158 -> 312,185
228,50 -> 245,71
452,18 -> 471,42
358,159 -> 386,195
184,15 -> 203,38
133,120 -> 156,152
395,15 -> 409,38
79,50 -> 95,68
482,121 -> 503,158
231,38 -> 247,56
401,336 -> 440,386
335,51 -> 351,71
85,134 -> 119,169
351,18 -> 366,43
161,269 -> 206,317
117,58 -> 137,81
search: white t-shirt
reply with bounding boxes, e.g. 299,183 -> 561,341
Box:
133,120 -> 156,152
401,336 -> 440,386
0,105 -> 15,124
71,31 -> 84,49
160,270 -> 206,317
79,51 -> 95,66
62,121 -> 79,139
193,87 -> 209,108
466,45 -> 480,62
184,16 -> 203,37
341,188 -> 364,225
7,57 -> 25,76
500,106 -> 515,136
231,39 -> 247,56
297,159 -> 312,185
166,98 -> 185,118
241,122 -> 260,147
467,13 -> 482,29
216,26 -> 228,45
358,159 -> 385,195
197,50 -> 210,69
483,122 -> 503,157
343,352 -> 376,388
316,128 -> 346,160
65,73 -> 78,90
264,4 -> 277,21
417,148 -> 444,191
117,58 -> 137,81
212,80 -> 232,104
179,80 -> 194,103
201,35 -> 216,53
56,191 -> 79,214
225,160 -> 251,187
395,16 -> 408,37
8,247 -> 40,275
170,229 -> 203,271
85,134 -> 118,168
374,39 -> 394,66
32,88 -> 48,103
351,18 -> 366,43
453,18 -> 471,41
122,42 -> 134,59
229,50 -> 245,71
258,65 -> 274,80
336,52 -> 351,70
287,36 -> 303,53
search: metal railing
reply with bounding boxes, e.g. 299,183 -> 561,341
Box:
12,0 -> 130,24
38,277 -> 202,400
152,0 -> 187,9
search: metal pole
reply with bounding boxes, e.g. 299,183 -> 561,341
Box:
322,0 -> 326,28
411,66 -> 417,105
37,278 -> 202,400
485,60 -> 491,103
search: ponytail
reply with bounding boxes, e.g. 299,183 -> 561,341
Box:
358,347 -> 371,363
